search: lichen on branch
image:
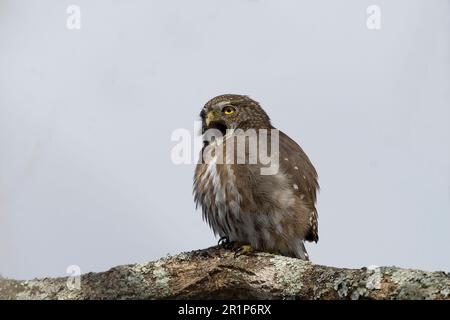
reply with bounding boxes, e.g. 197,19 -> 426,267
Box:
1,246 -> 449,300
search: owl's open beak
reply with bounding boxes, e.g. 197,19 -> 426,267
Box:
204,111 -> 227,136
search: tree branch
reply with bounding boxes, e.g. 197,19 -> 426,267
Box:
1,246 -> 449,300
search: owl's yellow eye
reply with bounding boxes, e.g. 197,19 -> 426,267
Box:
222,106 -> 236,115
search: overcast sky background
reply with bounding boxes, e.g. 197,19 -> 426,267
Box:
0,0 -> 449,280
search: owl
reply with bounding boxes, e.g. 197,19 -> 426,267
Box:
193,94 -> 319,260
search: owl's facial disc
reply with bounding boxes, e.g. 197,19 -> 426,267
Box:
201,100 -> 243,139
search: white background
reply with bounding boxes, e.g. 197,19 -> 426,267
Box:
0,0 -> 449,279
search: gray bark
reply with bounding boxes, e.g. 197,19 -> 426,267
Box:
1,246 -> 449,300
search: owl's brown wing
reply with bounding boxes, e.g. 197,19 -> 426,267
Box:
278,130 -> 319,242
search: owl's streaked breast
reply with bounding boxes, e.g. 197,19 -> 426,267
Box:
194,155 -> 310,260
194,157 -> 242,239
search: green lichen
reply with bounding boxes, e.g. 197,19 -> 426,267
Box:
440,288 -> 450,298
174,252 -> 190,261
366,267 -> 382,290
271,255 -> 309,299
126,263 -> 152,296
15,279 -> 58,300
391,269 -> 425,284
334,270 -> 377,300
131,263 -> 151,275
350,287 -> 368,300
333,276 -> 349,298
152,260 -> 171,298
390,268 -> 448,300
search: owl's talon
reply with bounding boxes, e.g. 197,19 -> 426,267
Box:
218,236 -> 230,246
218,238 -> 241,250
234,244 -> 253,257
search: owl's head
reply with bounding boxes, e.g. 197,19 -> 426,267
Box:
200,94 -> 272,136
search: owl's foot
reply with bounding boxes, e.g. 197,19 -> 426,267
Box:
218,236 -> 231,247
234,244 -> 254,257
218,236 -> 237,250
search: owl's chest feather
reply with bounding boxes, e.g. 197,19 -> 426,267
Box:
199,161 -> 242,237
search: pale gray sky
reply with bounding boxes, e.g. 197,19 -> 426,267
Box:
0,0 -> 449,280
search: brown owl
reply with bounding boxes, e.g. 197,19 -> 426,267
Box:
193,94 -> 319,260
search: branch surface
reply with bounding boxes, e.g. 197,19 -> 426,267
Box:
1,246 -> 449,300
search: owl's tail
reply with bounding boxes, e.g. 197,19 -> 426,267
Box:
292,241 -> 309,261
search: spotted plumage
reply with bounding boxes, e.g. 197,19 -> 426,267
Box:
193,94 -> 319,260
